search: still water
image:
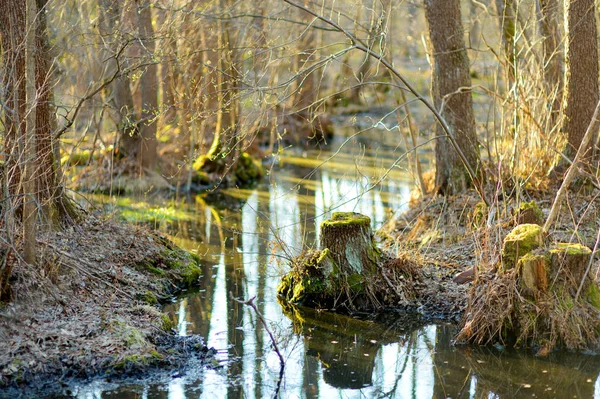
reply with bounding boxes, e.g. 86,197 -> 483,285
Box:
74,124 -> 600,398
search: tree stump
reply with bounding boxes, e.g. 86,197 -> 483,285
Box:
320,212 -> 381,277
501,224 -> 543,271
277,212 -> 384,308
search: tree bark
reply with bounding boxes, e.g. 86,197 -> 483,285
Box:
23,0 -> 38,264
136,0 -> 158,170
99,0 -> 141,161
424,0 -> 482,195
539,0 -> 563,128
563,0 -> 599,161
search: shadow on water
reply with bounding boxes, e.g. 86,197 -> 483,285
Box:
72,125 -> 600,398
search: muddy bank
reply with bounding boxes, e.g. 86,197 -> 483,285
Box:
0,216 -> 214,396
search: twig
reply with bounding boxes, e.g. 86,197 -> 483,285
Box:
230,293 -> 285,399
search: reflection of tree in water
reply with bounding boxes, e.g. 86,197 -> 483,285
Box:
281,304 -> 417,390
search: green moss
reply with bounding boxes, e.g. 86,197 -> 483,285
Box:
234,152 -> 264,185
346,273 -> 364,291
161,314 -> 174,331
139,290 -> 158,305
549,243 -> 592,256
471,201 -> 488,228
502,224 -> 543,270
586,283 -> 600,309
277,249 -> 336,305
321,212 -> 371,229
179,260 -> 202,285
113,354 -> 146,370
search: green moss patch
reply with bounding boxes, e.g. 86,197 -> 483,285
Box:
321,212 -> 371,229
502,224 -> 543,270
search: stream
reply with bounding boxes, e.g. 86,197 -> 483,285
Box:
72,121 -> 600,398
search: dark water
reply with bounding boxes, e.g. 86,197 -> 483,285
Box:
74,125 -> 600,398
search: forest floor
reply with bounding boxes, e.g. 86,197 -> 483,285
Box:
0,213 -> 215,397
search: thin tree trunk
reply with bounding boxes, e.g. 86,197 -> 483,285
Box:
136,0 -> 158,170
539,0 -> 563,129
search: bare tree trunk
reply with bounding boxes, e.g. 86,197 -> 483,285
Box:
495,0 -> 517,85
99,0 -> 140,160
425,0 -> 482,195
563,0 -> 599,161
539,0 -> 563,128
136,0 -> 158,170
23,0 -> 37,264
0,0 -> 78,273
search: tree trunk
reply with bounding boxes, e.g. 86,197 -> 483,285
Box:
23,0 -> 38,264
99,0 -> 141,161
495,0 -> 517,85
136,0 -> 158,170
539,0 -> 563,128
424,0 -> 481,195
563,0 -> 599,161
0,0 -> 78,283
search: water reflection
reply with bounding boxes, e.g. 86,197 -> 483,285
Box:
73,130 -> 600,398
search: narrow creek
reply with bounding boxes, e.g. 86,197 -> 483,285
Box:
74,122 -> 600,398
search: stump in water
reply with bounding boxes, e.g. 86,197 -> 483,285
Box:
320,212 -> 381,279
278,212 -> 382,308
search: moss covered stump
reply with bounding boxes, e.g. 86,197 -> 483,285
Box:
501,224 -> 543,271
516,201 -> 544,225
320,212 -> 381,276
278,212 -> 397,310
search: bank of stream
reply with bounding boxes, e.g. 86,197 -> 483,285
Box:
63,121 -> 600,398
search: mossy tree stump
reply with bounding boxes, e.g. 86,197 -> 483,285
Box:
501,224 -> 543,271
320,212 -> 381,278
278,212 -> 385,309
462,230 -> 600,350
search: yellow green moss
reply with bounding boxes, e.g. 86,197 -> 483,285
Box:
234,152 -> 264,185
321,212 -> 371,229
586,283 -> 600,309
277,249 -> 336,305
139,290 -> 158,305
471,201 -> 488,228
161,314 -> 174,331
549,243 -> 592,256
502,224 -> 543,270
